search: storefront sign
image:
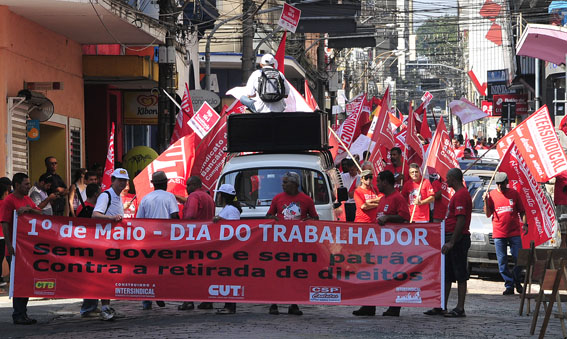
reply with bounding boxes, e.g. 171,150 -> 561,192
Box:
481,100 -> 493,116
487,69 -> 513,100
493,94 -> 528,116
12,214 -> 444,307
190,90 -> 221,109
123,92 -> 158,125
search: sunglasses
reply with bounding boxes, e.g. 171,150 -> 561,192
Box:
363,175 -> 373,180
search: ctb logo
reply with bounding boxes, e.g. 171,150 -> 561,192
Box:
34,279 -> 56,295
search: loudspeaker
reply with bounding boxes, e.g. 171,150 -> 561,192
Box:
227,112 -> 328,153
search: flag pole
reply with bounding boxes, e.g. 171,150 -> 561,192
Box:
461,142 -> 499,175
328,127 -> 362,172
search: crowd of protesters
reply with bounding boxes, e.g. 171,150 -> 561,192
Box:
0,146 -> 545,324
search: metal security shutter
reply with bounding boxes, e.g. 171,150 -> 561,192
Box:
7,98 -> 29,177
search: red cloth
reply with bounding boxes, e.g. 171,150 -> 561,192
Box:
384,163 -> 410,191
432,180 -> 453,220
353,187 -> 383,223
0,200 -> 4,237
75,201 -> 95,217
1,194 -> 39,253
445,187 -> 472,235
182,188 -> 215,220
267,192 -> 318,220
401,179 -> 434,222
554,171 -> 567,206
486,188 -> 525,238
376,191 -> 410,222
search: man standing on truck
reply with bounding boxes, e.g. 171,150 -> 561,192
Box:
266,171 -> 318,316
240,53 -> 290,113
483,172 -> 527,295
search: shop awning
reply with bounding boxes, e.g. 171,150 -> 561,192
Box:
516,23 -> 567,65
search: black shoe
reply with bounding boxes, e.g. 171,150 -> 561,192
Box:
269,304 -> 279,315
382,306 -> 400,316
288,304 -> 303,316
197,302 -> 213,309
424,308 -> 447,316
178,302 -> 194,310
142,303 -> 152,310
515,283 -> 524,294
13,315 -> 37,325
156,300 -> 165,307
353,306 -> 376,316
503,288 -> 515,295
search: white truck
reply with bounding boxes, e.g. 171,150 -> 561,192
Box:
214,112 -> 347,220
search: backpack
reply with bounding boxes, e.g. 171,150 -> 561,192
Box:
257,68 -> 285,102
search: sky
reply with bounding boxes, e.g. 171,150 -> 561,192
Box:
413,0 -> 458,27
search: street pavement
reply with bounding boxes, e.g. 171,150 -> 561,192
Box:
0,276 -> 564,339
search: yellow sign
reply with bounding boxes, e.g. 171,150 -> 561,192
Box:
123,91 -> 158,125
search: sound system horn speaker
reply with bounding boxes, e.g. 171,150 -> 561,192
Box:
227,112 -> 328,153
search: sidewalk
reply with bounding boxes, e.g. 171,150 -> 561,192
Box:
0,278 -> 563,338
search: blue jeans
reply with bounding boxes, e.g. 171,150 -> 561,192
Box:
494,236 -> 522,289
240,96 -> 257,113
80,299 -> 99,315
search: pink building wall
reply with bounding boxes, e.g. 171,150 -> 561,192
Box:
0,5 -> 84,178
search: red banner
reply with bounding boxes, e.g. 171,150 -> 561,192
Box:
12,215 -> 443,307
190,113 -> 228,192
498,143 -> 554,247
498,105 -> 567,182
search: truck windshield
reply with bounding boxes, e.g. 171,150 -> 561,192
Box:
217,168 -> 329,207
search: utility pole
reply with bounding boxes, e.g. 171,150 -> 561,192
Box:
317,39 -> 325,110
157,0 -> 178,152
241,0 -> 256,83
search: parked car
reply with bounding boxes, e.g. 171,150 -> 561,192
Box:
466,173 -> 561,274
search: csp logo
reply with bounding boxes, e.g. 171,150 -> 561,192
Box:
309,286 -> 341,302
34,278 -> 56,296
208,285 -> 244,299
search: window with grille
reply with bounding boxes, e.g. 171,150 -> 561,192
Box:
70,127 -> 81,174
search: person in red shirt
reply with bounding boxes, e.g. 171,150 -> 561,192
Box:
1,173 -> 42,325
266,171 -> 318,316
0,181 -> 10,288
431,176 -> 454,222
401,164 -> 434,223
353,170 -> 409,318
384,147 -> 410,191
354,169 -> 383,223
484,172 -> 527,295
426,168 -> 471,318
178,176 -> 215,311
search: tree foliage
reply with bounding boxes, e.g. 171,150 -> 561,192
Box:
415,15 -> 461,65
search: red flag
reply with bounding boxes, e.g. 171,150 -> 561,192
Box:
464,132 -> 472,151
560,114 -> 567,136
368,97 -> 395,157
328,127 -> 340,160
304,80 -> 319,111
376,86 -> 391,119
419,107 -> 432,140
499,142 -> 554,247
496,105 -> 567,182
406,105 -> 424,165
336,94 -> 367,155
100,122 -> 115,191
275,31 -> 287,74
191,113 -> 229,192
133,133 -> 197,202
170,83 -> 195,144
425,118 -> 459,181
388,112 -> 402,131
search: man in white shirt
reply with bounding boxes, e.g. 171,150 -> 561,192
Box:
81,168 -> 129,321
136,171 -> 179,310
28,173 -> 57,216
240,53 -> 290,113
341,158 -> 360,222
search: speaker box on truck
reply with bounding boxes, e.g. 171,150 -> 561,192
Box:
227,112 -> 328,153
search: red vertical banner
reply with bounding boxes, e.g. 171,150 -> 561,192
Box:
13,215 -> 443,308
425,119 -> 459,181
498,142 -> 554,247
100,122 -> 115,191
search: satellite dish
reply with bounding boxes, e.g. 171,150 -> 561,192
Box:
17,90 -> 54,122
